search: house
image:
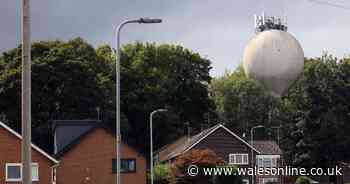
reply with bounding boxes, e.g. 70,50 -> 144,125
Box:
155,124 -> 283,184
251,141 -> 282,184
0,121 -> 59,184
155,124 -> 260,184
52,120 -> 147,184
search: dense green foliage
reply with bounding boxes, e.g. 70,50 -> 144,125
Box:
0,38 -> 111,150
211,66 -> 283,139
149,163 -> 171,184
0,38 -> 214,153
1,36 -> 350,173
211,55 -> 350,170
295,176 -> 312,184
288,55 -> 350,168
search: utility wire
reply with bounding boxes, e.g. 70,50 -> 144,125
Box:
308,0 -> 350,10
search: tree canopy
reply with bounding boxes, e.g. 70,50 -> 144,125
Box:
0,38 -> 214,154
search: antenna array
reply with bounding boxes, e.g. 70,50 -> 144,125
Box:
254,12 -> 288,33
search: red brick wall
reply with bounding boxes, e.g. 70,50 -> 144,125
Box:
56,128 -> 147,184
0,127 -> 54,184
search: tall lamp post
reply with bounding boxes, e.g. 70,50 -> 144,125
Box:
22,0 -> 32,184
251,125 -> 264,184
150,109 -> 167,184
114,18 -> 162,184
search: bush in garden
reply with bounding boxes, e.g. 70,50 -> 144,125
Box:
151,163 -> 171,184
170,149 -> 225,184
295,176 -> 312,184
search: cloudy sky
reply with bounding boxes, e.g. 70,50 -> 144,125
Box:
1,0 -> 350,76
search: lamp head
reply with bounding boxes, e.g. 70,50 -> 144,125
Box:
157,109 -> 167,112
139,18 -> 162,24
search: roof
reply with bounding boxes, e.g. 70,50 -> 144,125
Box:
53,120 -> 143,158
0,121 -> 59,164
53,120 -> 101,158
156,124 -> 260,162
250,140 -> 282,155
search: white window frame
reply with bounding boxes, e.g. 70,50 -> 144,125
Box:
229,153 -> 249,165
256,155 -> 280,168
31,163 -> 39,181
5,163 -> 22,182
5,163 -> 39,182
262,177 -> 278,184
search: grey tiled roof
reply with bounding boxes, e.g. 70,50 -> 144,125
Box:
156,124 -> 282,162
53,120 -> 100,157
156,124 -> 221,162
250,140 -> 282,155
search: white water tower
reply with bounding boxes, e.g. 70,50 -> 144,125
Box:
243,13 -> 304,97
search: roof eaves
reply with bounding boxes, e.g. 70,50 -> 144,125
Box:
0,121 -> 59,164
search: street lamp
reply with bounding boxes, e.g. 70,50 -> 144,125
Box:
250,125 -> 264,184
114,18 -> 162,184
150,109 -> 167,184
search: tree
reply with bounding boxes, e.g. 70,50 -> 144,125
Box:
170,149 -> 225,184
211,65 -> 282,139
288,55 -> 350,170
0,39 -> 214,154
0,38 -> 114,151
114,43 -> 214,152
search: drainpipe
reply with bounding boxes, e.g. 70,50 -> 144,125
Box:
50,162 -> 60,184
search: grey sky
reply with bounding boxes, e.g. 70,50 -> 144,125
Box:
1,0 -> 350,76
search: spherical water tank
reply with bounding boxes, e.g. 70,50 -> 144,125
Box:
243,30 -> 304,97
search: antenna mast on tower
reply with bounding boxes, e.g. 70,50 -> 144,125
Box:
254,12 -> 288,33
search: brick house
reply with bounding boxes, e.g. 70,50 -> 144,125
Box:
155,124 -> 260,184
155,124 -> 282,184
0,121 -> 59,184
52,120 -> 146,184
251,141 -> 282,184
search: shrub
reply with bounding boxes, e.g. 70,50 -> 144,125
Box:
170,149 -> 225,184
295,176 -> 312,184
153,163 -> 171,184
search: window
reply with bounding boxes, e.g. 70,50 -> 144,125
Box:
112,159 -> 136,173
256,156 -> 279,168
121,159 -> 136,173
5,163 -> 39,182
31,163 -> 39,181
262,177 -> 278,184
229,154 -> 249,165
6,163 -> 21,182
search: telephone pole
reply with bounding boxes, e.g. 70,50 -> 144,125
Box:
22,0 -> 32,184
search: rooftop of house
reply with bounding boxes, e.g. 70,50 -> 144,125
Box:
156,124 -> 264,162
52,120 -> 143,158
155,124 -> 221,162
249,140 -> 282,155
53,120 -> 101,158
